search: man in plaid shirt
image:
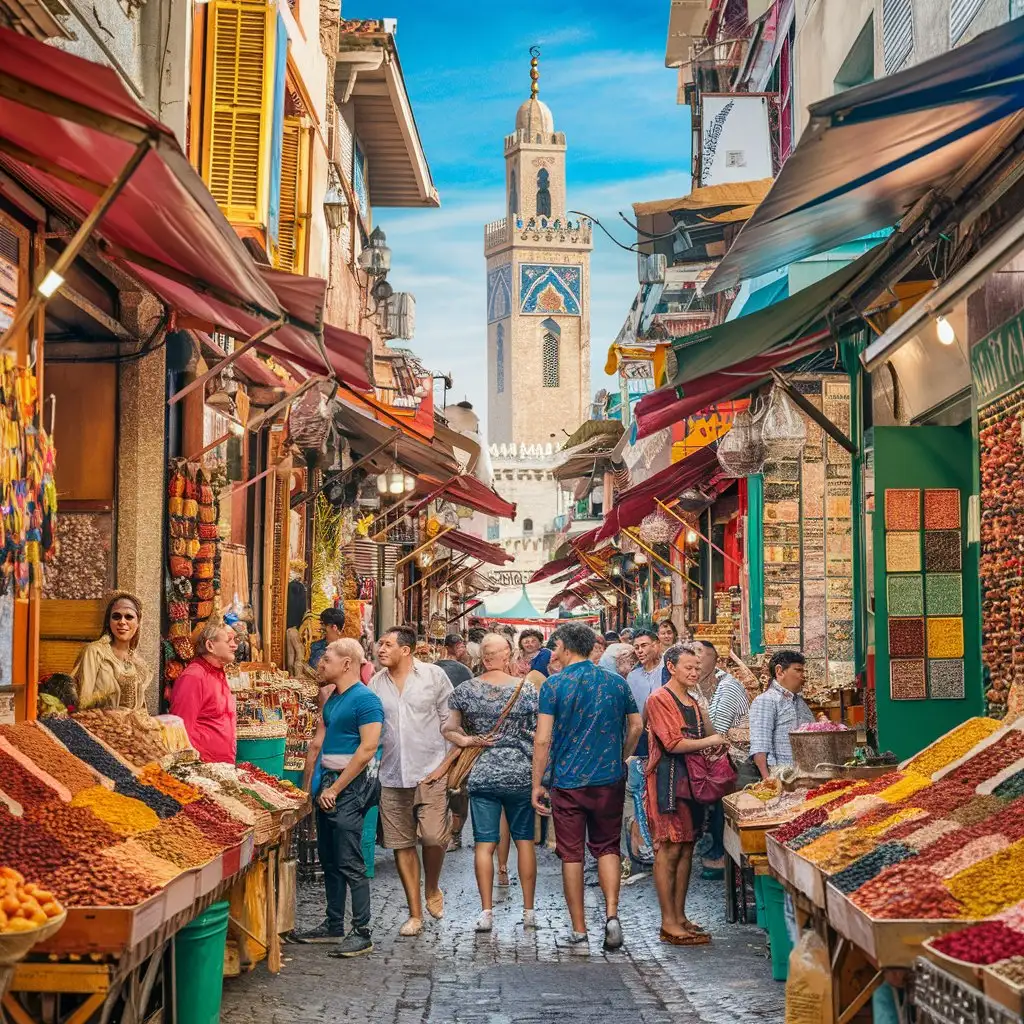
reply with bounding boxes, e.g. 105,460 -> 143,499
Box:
748,650 -> 815,780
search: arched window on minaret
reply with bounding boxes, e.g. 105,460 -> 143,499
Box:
509,169 -> 519,218
541,318 -> 560,388
496,323 -> 505,393
536,168 -> 551,218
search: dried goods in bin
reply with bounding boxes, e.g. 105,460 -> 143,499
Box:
0,867 -> 64,934
0,724 -> 96,794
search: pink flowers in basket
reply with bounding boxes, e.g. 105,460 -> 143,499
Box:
793,721 -> 851,733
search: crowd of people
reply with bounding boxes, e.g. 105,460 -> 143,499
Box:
292,606 -> 818,960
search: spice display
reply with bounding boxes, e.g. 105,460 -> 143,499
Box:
925,531 -> 962,572
0,737 -> 71,802
888,574 -> 924,616
885,489 -> 921,531
0,748 -> 64,808
929,660 -> 966,700
947,839 -> 1024,918
135,815 -> 221,868
42,717 -> 134,785
0,868 -> 64,933
41,861 -> 157,908
995,769 -> 1024,801
927,616 -> 965,659
853,871 -> 966,919
40,512 -> 111,601
793,720 -> 851,733
886,532 -> 921,572
70,785 -> 160,836
902,819 -> 963,851
953,731 -> 1024,787
183,798 -> 249,845
115,778 -> 181,819
877,773 -> 932,805
989,957 -> 1024,984
889,618 -> 925,658
138,764 -> 201,805
74,709 -> 169,767
905,718 -> 1003,776
890,659 -> 927,700
0,723 -> 97,794
931,835 -> 1010,879
23,801 -> 123,854
101,841 -> 181,885
949,795 -> 1008,826
832,843 -> 917,893
925,574 -> 963,617
924,489 -> 961,531
0,807 -> 73,877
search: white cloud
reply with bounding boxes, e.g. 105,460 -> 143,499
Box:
381,168 -> 688,429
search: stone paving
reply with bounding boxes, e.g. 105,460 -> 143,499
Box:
221,842 -> 785,1024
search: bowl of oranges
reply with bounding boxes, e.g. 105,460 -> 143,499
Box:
0,867 -> 66,982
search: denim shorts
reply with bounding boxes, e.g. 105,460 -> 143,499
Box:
470,791 -> 535,844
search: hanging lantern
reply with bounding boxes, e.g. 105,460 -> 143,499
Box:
639,510 -> 677,544
760,385 -> 806,461
716,405 -> 766,477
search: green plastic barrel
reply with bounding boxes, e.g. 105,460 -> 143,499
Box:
236,736 -> 286,778
174,900 -> 230,1024
761,876 -> 792,982
753,874 -> 767,929
284,768 -> 305,789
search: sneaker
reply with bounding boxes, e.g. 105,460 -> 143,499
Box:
522,909 -> 538,930
603,916 -> 624,951
327,929 -> 373,958
293,921 -> 343,944
559,931 -> 590,955
475,910 -> 493,933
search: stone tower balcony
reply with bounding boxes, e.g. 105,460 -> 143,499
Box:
504,129 -> 566,153
484,215 -> 593,257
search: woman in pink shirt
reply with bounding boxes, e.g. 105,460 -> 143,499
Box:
170,621 -> 238,762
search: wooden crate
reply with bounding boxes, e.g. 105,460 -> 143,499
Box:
921,936 -> 984,985
32,892 -> 166,957
982,966 -> 1024,1016
826,883 -> 977,967
766,834 -> 826,907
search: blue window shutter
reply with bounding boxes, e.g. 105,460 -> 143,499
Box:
267,13 -> 288,247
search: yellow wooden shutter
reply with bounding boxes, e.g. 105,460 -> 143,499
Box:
275,116 -> 302,272
202,0 -> 274,227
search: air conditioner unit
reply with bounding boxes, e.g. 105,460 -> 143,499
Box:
637,252 -> 667,285
383,292 -> 416,340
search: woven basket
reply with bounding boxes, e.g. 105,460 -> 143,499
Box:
0,910 -> 67,999
788,730 -> 857,774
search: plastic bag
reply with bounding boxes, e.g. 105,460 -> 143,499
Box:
784,929 -> 833,1024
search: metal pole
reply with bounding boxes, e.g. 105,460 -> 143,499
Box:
394,525 -> 454,568
655,499 -> 741,568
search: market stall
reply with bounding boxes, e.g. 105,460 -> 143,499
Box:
0,709 -> 308,1022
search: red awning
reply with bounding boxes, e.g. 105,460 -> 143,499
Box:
437,530 -> 514,566
529,555 -> 579,583
633,330 -> 831,439
0,27 -> 372,392
430,475 -> 517,521
593,446 -> 721,543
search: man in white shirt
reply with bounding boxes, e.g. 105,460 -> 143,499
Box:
370,625 -> 454,937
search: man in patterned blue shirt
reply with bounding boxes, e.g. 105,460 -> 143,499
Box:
532,623 -> 643,954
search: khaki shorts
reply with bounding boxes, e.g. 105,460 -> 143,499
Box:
379,778 -> 451,850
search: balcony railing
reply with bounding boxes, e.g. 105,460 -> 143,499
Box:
484,215 -> 592,253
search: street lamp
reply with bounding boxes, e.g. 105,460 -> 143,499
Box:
358,226 -> 392,277
323,177 -> 347,233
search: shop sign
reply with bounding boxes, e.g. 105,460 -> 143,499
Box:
971,311 -> 1024,408
494,571 -> 525,587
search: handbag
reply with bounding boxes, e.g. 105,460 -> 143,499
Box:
667,689 -> 737,804
426,676 -> 526,793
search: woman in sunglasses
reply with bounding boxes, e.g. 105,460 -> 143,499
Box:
72,591 -> 153,710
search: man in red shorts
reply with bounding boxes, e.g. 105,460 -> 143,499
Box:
532,622 -> 643,953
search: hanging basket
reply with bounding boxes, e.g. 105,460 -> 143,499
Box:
639,510 -> 677,544
716,406 -> 766,477
761,386 -> 806,461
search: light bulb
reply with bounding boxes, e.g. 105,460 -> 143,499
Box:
936,316 -> 956,346
634,552 -> 648,565
38,269 -> 65,298
388,469 -> 405,495
404,474 -> 416,493
686,530 -> 698,544
376,473 -> 388,495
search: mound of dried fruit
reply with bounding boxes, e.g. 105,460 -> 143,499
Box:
931,921 -> 1024,964
0,723 -> 97,794
0,867 -> 63,933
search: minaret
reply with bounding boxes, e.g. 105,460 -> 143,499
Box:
484,49 -> 593,447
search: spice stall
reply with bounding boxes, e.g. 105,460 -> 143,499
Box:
0,710 -> 308,1022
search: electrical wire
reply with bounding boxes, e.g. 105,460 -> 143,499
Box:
568,210 -> 684,254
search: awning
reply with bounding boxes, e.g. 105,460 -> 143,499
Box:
706,18 -> 1024,293
432,474 -> 517,521
437,530 -> 513,567
632,179 -> 773,218
0,27 -> 372,391
593,445 -> 721,543
529,555 -> 579,584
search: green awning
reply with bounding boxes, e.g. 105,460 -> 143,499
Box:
669,248 -> 879,387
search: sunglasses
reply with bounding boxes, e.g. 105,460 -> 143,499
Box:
110,612 -> 137,621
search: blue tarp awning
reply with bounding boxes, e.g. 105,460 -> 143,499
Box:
706,17 -> 1024,293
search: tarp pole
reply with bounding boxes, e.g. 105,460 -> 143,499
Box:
655,498 -> 741,568
394,526 -> 454,568
0,135 -> 153,352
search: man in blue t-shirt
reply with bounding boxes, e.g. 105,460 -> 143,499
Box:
532,623 -> 643,954
297,638 -> 384,957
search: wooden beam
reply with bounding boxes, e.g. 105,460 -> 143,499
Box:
57,282 -> 139,342
290,432 -> 399,510
394,525 -> 454,569
656,499 -> 741,568
770,370 -> 857,455
0,136 -> 106,196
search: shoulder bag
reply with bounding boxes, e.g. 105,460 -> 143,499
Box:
667,689 -> 737,804
425,676 -> 527,794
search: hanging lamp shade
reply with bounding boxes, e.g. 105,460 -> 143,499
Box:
761,385 -> 807,461
716,406 -> 766,477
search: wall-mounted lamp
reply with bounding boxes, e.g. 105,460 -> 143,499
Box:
936,315 -> 956,346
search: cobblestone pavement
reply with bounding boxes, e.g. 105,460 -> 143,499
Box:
221,842 -> 785,1024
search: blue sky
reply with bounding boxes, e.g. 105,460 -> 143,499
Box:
345,1 -> 692,427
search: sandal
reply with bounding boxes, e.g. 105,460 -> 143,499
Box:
659,928 -> 693,946
497,867 -> 510,887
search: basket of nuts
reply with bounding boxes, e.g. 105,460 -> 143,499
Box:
0,867 -> 66,997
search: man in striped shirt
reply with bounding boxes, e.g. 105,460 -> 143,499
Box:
748,651 -> 814,780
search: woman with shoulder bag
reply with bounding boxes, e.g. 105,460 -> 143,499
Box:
443,633 -> 539,933
644,643 -> 732,946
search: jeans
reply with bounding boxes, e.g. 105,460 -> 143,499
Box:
626,758 -> 654,863
470,790 -> 534,843
317,781 -> 372,934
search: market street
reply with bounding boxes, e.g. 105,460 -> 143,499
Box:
221,844 -> 783,1024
